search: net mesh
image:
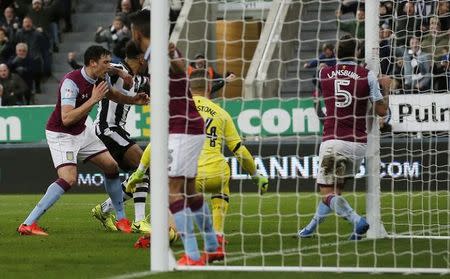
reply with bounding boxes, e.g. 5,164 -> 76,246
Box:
169,0 -> 450,271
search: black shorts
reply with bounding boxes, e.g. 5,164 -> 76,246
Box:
95,126 -> 136,171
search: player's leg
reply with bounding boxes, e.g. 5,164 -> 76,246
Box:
18,130 -> 80,236
122,144 -> 150,226
168,134 -> 206,265
182,134 -> 218,252
298,141 -> 333,238
93,128 -> 141,227
320,140 -> 369,240
88,151 -> 131,233
18,166 -> 76,236
205,170 -> 230,245
169,177 -> 203,264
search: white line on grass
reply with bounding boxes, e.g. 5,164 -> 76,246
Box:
107,224 -> 450,278
107,271 -> 159,279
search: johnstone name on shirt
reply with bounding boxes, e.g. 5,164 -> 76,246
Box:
197,105 -> 217,117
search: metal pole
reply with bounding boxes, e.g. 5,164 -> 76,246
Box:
151,0 -> 169,271
365,0 -> 387,239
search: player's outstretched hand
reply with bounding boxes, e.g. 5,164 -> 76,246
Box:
92,81 -> 109,102
252,173 -> 269,195
126,169 -> 145,193
133,92 -> 150,105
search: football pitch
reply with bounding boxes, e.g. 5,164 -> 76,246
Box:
1,193 -> 449,279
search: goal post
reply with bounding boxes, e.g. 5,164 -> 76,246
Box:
149,0 -> 450,274
364,0 -> 388,240
150,0 -> 170,272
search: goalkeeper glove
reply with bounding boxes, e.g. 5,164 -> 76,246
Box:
252,173 -> 269,195
126,169 -> 145,193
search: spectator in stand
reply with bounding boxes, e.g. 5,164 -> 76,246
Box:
12,0 -> 30,20
15,16 -> 50,94
403,36 -> 431,93
116,0 -> 139,27
304,43 -> 336,104
27,0 -> 59,52
379,25 -> 395,76
337,1 -> 364,16
337,5 -> 365,40
304,43 -> 336,70
116,0 -> 140,14
437,0 -> 449,31
67,51 -> 82,70
141,0 -> 183,34
421,17 -> 449,61
0,63 -> 28,105
0,84 -> 3,106
187,53 -> 236,97
0,27 -> 14,63
8,42 -> 34,103
0,6 -> 21,41
440,51 -> 449,90
58,0 -> 73,32
379,2 -> 393,28
95,16 -> 130,62
421,17 -> 450,91
394,1 -> 423,48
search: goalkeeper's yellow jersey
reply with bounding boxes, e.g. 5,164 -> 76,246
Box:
193,95 -> 241,174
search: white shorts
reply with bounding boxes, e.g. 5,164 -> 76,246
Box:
46,125 -> 107,169
168,133 -> 205,178
317,139 -> 367,186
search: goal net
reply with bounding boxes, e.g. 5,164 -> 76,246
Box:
151,0 -> 450,273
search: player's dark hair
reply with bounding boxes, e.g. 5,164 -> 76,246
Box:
84,45 -> 111,66
189,69 -> 208,91
336,35 -> 357,60
129,9 -> 150,38
125,41 -> 142,60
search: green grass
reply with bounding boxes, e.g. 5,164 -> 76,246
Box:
1,193 -> 450,279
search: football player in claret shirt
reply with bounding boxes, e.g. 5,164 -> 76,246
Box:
128,69 -> 269,255
298,35 -> 389,240
17,46 -> 149,236
128,9 -> 222,266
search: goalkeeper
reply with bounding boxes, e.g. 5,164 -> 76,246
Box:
127,69 -> 268,247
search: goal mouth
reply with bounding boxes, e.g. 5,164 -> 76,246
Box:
148,0 -> 450,274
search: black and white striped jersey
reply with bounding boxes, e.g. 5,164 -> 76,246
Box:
94,62 -> 150,133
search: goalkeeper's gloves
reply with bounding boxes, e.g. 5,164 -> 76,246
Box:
126,169 -> 145,193
251,172 -> 269,195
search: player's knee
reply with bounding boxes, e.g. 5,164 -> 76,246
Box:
104,160 -> 119,175
212,193 -> 230,203
188,194 -> 204,211
56,177 -> 75,190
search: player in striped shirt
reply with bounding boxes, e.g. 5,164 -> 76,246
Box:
90,41 -> 151,234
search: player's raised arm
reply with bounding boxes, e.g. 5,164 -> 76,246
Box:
61,80 -> 108,126
106,85 -> 149,105
169,42 -> 185,73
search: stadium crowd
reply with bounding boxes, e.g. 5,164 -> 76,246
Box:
0,0 -> 73,106
335,0 -> 449,94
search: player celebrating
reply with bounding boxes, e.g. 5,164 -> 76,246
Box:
129,9 -> 221,266
298,35 -> 388,240
17,46 -> 149,236
128,69 -> 269,251
91,41 -> 151,234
